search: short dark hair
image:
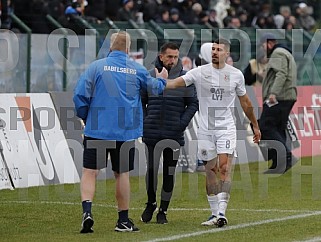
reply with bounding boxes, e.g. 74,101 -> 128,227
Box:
213,38 -> 231,50
160,42 -> 179,54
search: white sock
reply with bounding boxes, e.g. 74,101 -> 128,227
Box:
217,192 -> 230,216
207,194 -> 218,216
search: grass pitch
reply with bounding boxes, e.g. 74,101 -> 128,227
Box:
1,156 -> 321,242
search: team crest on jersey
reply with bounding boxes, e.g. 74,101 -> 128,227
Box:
201,149 -> 208,158
224,74 -> 230,82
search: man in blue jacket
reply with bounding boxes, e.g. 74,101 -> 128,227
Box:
140,42 -> 198,224
73,31 -> 166,233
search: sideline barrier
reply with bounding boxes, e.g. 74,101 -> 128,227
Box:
0,93 -> 79,190
253,86 -> 321,157
0,86 -> 320,190
291,86 -> 321,157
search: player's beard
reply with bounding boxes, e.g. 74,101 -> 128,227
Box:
212,57 -> 219,65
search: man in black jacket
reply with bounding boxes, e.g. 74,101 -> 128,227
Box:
140,42 -> 198,224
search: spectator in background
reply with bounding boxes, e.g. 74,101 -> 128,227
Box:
214,0 -> 230,28
182,56 -> 193,71
65,1 -> 82,17
47,0 -> 66,20
282,16 -> 297,30
0,0 -> 13,29
274,14 -> 285,29
226,55 -> 234,66
116,0 -> 135,21
140,42 -> 198,224
169,8 -> 180,23
237,9 -> 248,27
259,33 -> 298,174
141,0 -> 158,22
208,9 -> 219,28
155,7 -> 170,24
194,42 -> 212,67
179,0 -> 196,24
75,0 -> 87,15
191,2 -> 203,23
251,2 -> 275,29
208,0 -> 218,10
59,0 -> 85,34
243,47 -> 267,86
243,0 -> 260,27
252,14 -> 267,29
296,3 -> 315,32
105,0 -> 121,20
83,0 -> 106,21
198,11 -> 210,25
160,0 -> 177,11
261,2 -> 276,28
29,0 -> 51,34
227,16 -> 241,28
274,5 -> 291,29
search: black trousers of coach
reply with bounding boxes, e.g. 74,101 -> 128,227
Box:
145,143 -> 180,211
259,100 -> 296,169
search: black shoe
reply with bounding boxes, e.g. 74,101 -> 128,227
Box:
80,212 -> 94,233
115,218 -> 140,232
216,213 -> 228,228
263,168 -> 285,174
284,156 -> 299,173
268,163 -> 277,170
141,202 -> 157,223
156,210 -> 168,224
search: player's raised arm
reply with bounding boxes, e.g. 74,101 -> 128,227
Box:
155,67 -> 187,89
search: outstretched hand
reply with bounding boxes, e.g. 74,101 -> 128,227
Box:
155,67 -> 168,79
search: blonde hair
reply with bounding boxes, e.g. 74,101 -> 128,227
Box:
110,31 -> 131,52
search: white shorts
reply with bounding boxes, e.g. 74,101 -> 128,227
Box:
197,131 -> 236,161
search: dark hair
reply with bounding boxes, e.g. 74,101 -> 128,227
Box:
213,38 -> 231,50
160,42 -> 179,54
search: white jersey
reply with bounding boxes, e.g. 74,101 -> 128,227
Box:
182,63 -> 246,135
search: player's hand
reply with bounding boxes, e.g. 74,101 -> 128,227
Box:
252,126 -> 261,144
155,67 -> 168,79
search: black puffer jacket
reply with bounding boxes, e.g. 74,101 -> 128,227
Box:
141,57 -> 199,146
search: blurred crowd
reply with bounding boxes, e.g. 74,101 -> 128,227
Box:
0,0 -> 318,33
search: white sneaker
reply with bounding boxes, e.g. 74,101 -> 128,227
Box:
196,165 -> 205,172
182,167 -> 194,173
216,214 -> 228,228
201,215 -> 217,226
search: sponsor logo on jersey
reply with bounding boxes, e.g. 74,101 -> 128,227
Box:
210,87 -> 224,101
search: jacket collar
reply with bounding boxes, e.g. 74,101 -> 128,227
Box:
269,43 -> 292,57
108,50 -> 128,57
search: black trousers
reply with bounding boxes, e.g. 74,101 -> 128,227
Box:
259,100 -> 295,169
145,143 -> 180,210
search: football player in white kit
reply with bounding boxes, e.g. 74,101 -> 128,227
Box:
157,38 -> 261,227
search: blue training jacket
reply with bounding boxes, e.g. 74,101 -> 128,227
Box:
73,50 -> 167,141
